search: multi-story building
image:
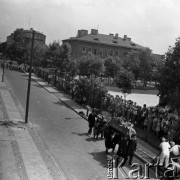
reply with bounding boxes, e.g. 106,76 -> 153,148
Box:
6,28 -> 47,53
62,29 -> 146,58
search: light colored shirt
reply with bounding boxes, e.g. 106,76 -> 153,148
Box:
170,145 -> 180,156
159,142 -> 170,155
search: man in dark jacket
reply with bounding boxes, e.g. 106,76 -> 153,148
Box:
121,134 -> 137,166
88,111 -> 96,136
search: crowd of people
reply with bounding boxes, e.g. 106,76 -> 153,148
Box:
87,93 -> 180,168
102,94 -> 180,144
87,109 -> 137,167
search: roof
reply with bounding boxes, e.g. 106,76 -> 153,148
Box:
63,33 -> 145,50
153,53 -> 165,60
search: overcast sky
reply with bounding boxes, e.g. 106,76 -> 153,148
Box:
0,0 -> 180,54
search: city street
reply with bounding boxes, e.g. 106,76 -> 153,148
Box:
4,69 -> 132,180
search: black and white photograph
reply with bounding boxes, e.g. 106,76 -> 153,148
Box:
1,0 -> 180,179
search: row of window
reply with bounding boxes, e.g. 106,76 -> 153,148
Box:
81,46 -> 128,57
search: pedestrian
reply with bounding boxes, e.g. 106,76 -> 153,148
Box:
158,137 -> 170,168
169,141 -> 180,160
48,74 -> 52,84
120,134 -> 137,167
104,126 -> 114,154
87,111 -> 96,136
71,82 -> 76,99
93,118 -> 100,139
99,117 -> 106,139
112,132 -> 121,153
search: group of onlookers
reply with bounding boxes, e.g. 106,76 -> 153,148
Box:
102,94 -> 180,144
87,110 -> 137,167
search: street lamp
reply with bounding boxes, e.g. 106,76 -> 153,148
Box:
25,29 -> 35,123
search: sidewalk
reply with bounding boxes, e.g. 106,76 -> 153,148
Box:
0,69 -> 67,180
28,72 -> 160,161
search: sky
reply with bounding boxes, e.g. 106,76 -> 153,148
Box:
0,0 -> 180,55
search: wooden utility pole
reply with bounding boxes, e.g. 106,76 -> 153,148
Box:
25,29 -> 35,123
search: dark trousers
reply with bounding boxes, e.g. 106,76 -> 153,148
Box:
88,127 -> 93,134
121,154 -> 134,166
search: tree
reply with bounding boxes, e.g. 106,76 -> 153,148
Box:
138,48 -> 154,87
6,28 -> 47,65
45,40 -> 61,68
115,68 -> 134,99
124,48 -> 154,87
123,50 -> 140,83
6,28 -> 30,64
104,57 -> 122,78
158,37 -> 180,109
78,52 -> 104,77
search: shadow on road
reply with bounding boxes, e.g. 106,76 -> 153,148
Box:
89,151 -> 108,168
71,132 -> 88,136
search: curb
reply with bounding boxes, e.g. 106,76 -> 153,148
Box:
23,70 -> 90,121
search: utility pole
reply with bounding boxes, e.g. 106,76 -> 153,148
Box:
25,29 -> 35,123
2,59 -> 5,82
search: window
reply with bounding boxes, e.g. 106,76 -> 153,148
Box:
93,48 -> 97,55
100,49 -> 103,56
109,50 -> 113,56
88,47 -> 92,52
115,51 -> 119,56
82,47 -> 86,53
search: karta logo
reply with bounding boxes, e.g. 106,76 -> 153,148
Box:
107,156 -> 180,179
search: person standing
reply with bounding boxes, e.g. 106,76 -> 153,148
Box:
88,111 -> 96,136
169,141 -> 180,159
48,73 -> 52,84
158,137 -> 170,168
121,134 -> 137,166
104,126 -> 114,154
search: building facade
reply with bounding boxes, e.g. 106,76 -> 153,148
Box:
62,29 -> 146,58
6,28 -> 47,54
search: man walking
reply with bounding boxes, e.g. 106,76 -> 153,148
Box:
88,111 -> 96,136
121,134 -> 137,166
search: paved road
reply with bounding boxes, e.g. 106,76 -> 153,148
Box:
5,70 -> 153,180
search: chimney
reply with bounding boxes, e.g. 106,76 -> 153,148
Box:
77,29 -> 88,37
127,37 -> 131,41
91,29 -> 98,35
109,33 -> 114,37
114,33 -> 118,39
124,35 -> 127,40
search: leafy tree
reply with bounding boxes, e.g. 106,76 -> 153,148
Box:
138,48 -> 154,86
78,52 -> 104,77
151,56 -> 165,85
6,28 -> 30,64
6,28 -> 47,65
158,37 -> 180,109
45,40 -> 61,68
104,57 -> 122,78
115,68 -> 134,98
123,50 -> 140,83
124,48 -> 154,87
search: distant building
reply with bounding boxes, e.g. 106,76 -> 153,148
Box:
62,29 -> 146,58
153,53 -> 165,60
6,28 -> 47,54
0,42 -> 7,54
